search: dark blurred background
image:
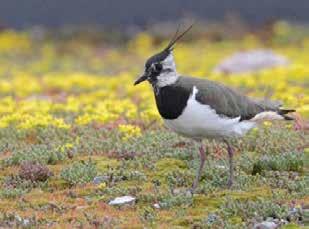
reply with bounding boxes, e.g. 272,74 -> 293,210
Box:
0,0 -> 308,29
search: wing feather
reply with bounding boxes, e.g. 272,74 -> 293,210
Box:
177,76 -> 281,121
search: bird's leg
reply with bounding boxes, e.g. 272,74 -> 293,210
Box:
224,140 -> 234,188
191,143 -> 206,194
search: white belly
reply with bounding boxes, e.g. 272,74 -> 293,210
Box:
163,86 -> 256,139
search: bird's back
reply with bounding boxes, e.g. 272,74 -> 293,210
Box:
175,76 -> 281,120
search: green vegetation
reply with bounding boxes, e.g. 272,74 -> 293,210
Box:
0,25 -> 308,227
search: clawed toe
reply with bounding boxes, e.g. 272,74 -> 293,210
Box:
227,179 -> 233,189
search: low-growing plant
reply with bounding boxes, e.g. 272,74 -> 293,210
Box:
220,197 -> 289,223
252,152 -> 304,175
96,168 -> 147,186
202,213 -> 246,229
139,206 -> 157,225
84,213 -> 118,228
100,185 -> 142,197
158,193 -> 193,209
1,176 -> 34,198
19,161 -> 53,182
1,163 -> 52,199
60,159 -> 97,185
0,187 -> 27,199
242,125 -> 304,155
3,175 -> 35,190
0,213 -> 38,228
166,170 -> 194,190
5,144 -> 66,166
262,171 -> 307,195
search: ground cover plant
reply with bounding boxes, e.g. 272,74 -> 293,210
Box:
0,22 -> 308,228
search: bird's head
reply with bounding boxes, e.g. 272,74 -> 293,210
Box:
134,24 -> 193,88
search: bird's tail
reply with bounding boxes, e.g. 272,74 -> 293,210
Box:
278,108 -> 296,120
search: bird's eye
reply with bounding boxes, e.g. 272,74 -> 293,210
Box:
154,63 -> 162,71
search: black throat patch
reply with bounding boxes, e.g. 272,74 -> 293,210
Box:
154,84 -> 192,120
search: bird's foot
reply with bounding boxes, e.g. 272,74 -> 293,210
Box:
224,139 -> 234,189
189,178 -> 201,195
227,177 -> 233,189
190,179 -> 199,195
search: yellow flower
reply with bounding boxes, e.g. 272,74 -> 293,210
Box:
127,32 -> 154,56
263,121 -> 272,127
140,107 -> 161,123
75,113 -> 95,125
60,143 -> 74,152
298,104 -> 309,117
250,127 -> 259,134
53,118 -> 71,129
285,123 -> 293,129
118,124 -> 142,141
98,182 -> 106,189
0,30 -> 31,53
0,29 -> 308,136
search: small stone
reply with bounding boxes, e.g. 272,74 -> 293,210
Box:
15,215 -> 30,227
173,188 -> 187,195
153,203 -> 160,209
273,219 -> 279,224
93,176 -> 107,185
213,49 -> 289,74
288,207 -> 298,214
280,219 -> 288,225
215,165 -> 226,169
15,215 -> 22,222
254,221 -> 277,229
85,196 -> 93,203
108,196 -> 135,206
207,213 -> 218,224
22,219 -> 30,227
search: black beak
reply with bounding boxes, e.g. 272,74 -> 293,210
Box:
134,73 -> 148,85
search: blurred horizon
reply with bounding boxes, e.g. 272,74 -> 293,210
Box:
1,0 -> 309,29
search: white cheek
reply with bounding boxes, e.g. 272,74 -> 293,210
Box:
162,54 -> 176,70
156,72 -> 178,87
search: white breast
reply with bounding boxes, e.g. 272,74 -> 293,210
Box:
163,86 -> 256,139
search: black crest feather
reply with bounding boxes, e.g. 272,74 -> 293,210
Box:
165,23 -> 194,51
144,23 -> 194,68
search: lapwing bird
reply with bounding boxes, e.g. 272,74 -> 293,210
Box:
134,25 -> 295,193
